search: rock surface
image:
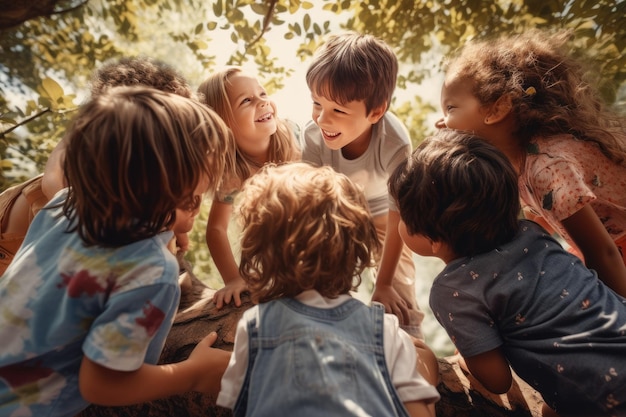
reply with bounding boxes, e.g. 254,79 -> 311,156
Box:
78,265 -> 544,417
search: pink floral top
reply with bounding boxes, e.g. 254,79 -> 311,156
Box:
519,134 -> 626,253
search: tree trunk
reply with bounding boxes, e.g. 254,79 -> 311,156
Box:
77,263 -> 544,417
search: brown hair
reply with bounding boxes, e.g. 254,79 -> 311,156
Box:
445,29 -> 626,165
237,162 -> 380,303
62,86 -> 235,247
197,67 -> 300,186
306,32 -> 398,114
90,56 -> 194,99
390,129 -> 520,257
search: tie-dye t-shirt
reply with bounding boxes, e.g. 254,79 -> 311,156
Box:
0,190 -> 181,417
519,134 -> 626,255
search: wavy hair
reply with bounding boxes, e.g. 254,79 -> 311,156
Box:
390,130 -> 520,257
62,86 -> 235,247
237,162 -> 380,303
197,67 -> 300,187
90,56 -> 194,99
444,28 -> 626,165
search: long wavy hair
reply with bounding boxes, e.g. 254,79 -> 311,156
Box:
197,67 -> 300,188
444,28 -> 626,165
237,162 -> 380,303
62,86 -> 235,247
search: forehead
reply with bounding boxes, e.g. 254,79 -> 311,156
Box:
227,73 -> 263,95
442,72 -> 474,95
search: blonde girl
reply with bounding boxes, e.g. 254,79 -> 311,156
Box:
437,29 -> 626,297
197,67 -> 301,309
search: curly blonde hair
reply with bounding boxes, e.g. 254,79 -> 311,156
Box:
237,162 -> 380,303
445,28 -> 626,165
197,67 -> 300,187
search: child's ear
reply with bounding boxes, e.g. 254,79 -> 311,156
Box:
431,240 -> 443,254
484,95 -> 512,125
367,103 -> 387,124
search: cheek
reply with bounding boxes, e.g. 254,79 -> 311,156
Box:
311,107 -> 321,121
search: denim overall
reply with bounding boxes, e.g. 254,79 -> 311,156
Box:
233,298 -> 410,417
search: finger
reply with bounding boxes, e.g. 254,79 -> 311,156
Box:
214,293 -> 224,310
201,331 -> 218,346
233,293 -> 242,307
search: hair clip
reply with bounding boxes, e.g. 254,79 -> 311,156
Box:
524,86 -> 537,96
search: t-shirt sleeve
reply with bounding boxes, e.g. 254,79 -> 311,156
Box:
82,281 -> 180,371
302,122 -> 324,167
527,155 -> 596,222
216,306 -> 256,409
430,283 -> 503,358
383,314 -> 440,404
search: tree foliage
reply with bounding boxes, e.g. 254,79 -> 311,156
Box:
0,0 -> 624,275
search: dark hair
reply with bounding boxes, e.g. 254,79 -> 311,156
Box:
306,32 -> 398,114
90,56 -> 194,99
389,129 -> 520,257
63,86 -> 235,247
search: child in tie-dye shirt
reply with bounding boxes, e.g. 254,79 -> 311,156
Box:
0,86 -> 235,417
391,130 -> 626,417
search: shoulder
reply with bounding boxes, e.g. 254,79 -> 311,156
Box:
376,112 -> 411,146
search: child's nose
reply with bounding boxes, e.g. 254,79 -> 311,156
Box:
434,118 -> 447,129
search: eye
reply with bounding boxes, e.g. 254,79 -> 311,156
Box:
334,108 -> 347,114
240,97 -> 251,105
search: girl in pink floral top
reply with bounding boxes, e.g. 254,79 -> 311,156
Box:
435,28 -> 626,298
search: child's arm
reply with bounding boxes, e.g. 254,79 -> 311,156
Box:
461,348 -> 512,394
206,199 -> 248,308
79,332 -> 231,406
403,400 -> 435,417
372,210 -> 411,325
563,204 -> 626,297
42,137 -> 67,199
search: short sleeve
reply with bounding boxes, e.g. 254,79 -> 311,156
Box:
302,121 -> 324,167
83,281 -> 180,371
217,306 -> 257,409
383,314 -> 440,404
528,159 -> 595,221
430,283 -> 503,358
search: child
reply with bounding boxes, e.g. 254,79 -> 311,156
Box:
197,67 -> 301,309
390,129 -> 626,417
217,162 -> 440,417
0,56 -> 197,276
436,29 -> 626,297
302,31 -> 425,338
0,86 -> 235,417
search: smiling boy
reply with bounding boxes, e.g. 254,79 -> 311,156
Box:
302,32 -> 424,339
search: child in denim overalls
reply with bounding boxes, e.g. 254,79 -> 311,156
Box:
217,162 -> 440,417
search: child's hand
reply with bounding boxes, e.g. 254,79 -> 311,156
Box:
187,332 -> 232,396
213,277 -> 248,309
371,283 -> 411,325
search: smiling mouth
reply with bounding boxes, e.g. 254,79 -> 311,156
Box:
322,129 -> 340,138
256,113 -> 273,122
